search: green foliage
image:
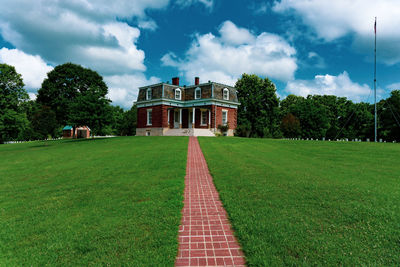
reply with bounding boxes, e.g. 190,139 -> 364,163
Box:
37,63 -> 111,135
281,113 -> 301,138
236,74 -> 280,138
0,137 -> 188,266
377,90 -> 400,141
119,105 -> 137,136
31,105 -> 58,139
199,137 -> 400,266
0,64 -> 29,143
217,122 -> 229,133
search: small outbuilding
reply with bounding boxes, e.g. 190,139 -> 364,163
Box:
62,125 -> 91,139
62,125 -> 73,138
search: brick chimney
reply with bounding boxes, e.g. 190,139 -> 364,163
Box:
172,77 -> 179,86
195,77 -> 200,85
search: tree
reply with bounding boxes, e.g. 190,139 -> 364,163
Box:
119,105 -> 137,136
378,90 -> 400,141
236,74 -> 280,138
31,105 -> 58,139
281,113 -> 301,138
37,63 -> 111,135
0,64 -> 29,143
109,105 -> 125,135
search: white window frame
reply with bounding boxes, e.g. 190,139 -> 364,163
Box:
147,109 -> 152,125
222,109 -> 228,125
146,88 -> 152,100
195,87 -> 201,99
201,110 -> 207,126
223,88 -> 229,100
175,88 -> 181,100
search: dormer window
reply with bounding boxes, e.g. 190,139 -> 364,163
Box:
146,88 -> 152,100
223,88 -> 229,100
175,88 -> 181,100
195,87 -> 201,99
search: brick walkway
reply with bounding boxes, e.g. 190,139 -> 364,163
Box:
175,137 -> 246,267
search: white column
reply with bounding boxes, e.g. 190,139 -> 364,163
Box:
192,108 -> 195,128
208,110 -> 211,128
179,109 -> 182,128
167,110 -> 170,126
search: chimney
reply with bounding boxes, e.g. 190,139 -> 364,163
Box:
172,77 -> 179,86
195,77 -> 200,85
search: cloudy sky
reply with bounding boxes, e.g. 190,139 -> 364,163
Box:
1,0 -> 399,108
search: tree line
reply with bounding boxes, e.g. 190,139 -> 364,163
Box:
236,74 -> 400,141
1,63 -> 399,143
0,63 -> 136,143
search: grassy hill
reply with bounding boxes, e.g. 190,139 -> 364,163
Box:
199,138 -> 400,266
0,137 -> 188,266
2,137 -> 399,266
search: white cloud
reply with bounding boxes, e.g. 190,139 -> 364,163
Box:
285,71 -> 371,102
273,0 -> 400,65
387,83 -> 400,91
219,21 -> 255,45
0,0 -> 218,107
0,0 -> 174,106
306,52 -> 326,69
0,48 -> 53,89
175,0 -> 214,10
105,74 -> 161,108
161,20 -> 297,86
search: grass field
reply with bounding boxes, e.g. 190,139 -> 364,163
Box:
199,138 -> 400,266
0,137 -> 188,266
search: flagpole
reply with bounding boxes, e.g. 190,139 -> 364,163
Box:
374,17 -> 377,142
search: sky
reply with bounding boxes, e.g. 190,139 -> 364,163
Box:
0,0 -> 399,109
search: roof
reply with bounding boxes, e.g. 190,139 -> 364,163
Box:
63,125 -> 73,130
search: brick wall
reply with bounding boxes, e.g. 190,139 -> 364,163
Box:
137,105 -> 170,128
210,105 -> 237,129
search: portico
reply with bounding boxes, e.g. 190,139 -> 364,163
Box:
168,107 -> 212,129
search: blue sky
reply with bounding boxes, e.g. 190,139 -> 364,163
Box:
1,0 -> 399,108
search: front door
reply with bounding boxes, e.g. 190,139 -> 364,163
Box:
174,110 -> 180,128
188,111 -> 193,128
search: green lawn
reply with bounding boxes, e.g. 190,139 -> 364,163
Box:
0,137 -> 188,266
199,138 -> 400,266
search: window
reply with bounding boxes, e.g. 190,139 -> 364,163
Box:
223,88 -> 229,100
201,110 -> 207,125
195,87 -> 201,99
175,88 -> 181,100
147,109 -> 152,125
146,88 -> 152,100
222,110 -> 228,125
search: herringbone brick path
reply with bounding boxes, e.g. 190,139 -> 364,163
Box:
175,137 -> 246,267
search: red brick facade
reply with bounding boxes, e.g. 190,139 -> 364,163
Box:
137,105 -> 171,128
138,105 -> 237,131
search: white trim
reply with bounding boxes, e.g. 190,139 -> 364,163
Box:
146,88 -> 152,100
195,87 -> 201,99
147,108 -> 152,125
175,88 -> 182,100
179,109 -> 182,125
222,109 -> 228,125
136,98 -> 240,109
223,88 -> 229,100
192,108 -> 195,128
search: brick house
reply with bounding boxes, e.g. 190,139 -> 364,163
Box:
62,125 -> 91,138
136,77 -> 240,136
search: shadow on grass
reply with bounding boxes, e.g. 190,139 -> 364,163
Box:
28,138 -> 111,149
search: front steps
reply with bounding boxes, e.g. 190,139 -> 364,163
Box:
164,128 -> 215,137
